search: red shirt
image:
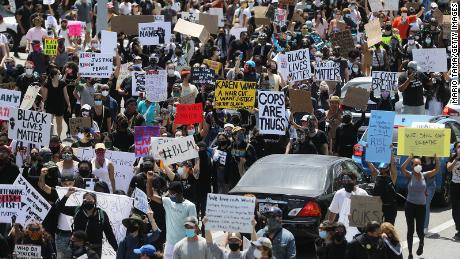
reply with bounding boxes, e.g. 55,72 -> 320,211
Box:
392,15 -> 417,40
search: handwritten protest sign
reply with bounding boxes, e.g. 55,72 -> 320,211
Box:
154,135 -> 198,164
8,109 -> 52,146
342,87 -> 370,111
0,185 -> 25,224
202,59 -> 222,74
209,8 -> 224,27
134,126 -> 160,157
315,61 -> 340,81
0,89 -> 21,120
20,85 -> 41,110
364,19 -> 383,47
150,137 -> 173,155
206,193 -> 256,233
411,122 -> 445,129
254,6 -> 271,26
132,71 -> 145,96
132,187 -> 149,214
275,8 -> 287,26
69,117 -> 92,135
138,22 -> 171,45
368,0 -> 383,12
145,70 -> 168,102
331,30 -> 355,58
75,148 -> 136,192
286,49 -> 311,82
289,89 -> 313,113
174,18 -> 209,42
398,128 -> 451,157
175,103 -> 204,125
15,245 -> 41,259
371,71 -> 398,95
101,30 -> 117,54
79,52 -> 113,78
214,80 -> 257,110
383,0 -> 399,10
349,196 -> 383,227
366,111 -> 395,163
191,67 -> 215,86
13,175 -> 51,225
68,21 -> 82,36
258,91 -> 287,135
412,48 -> 448,72
116,63 -> 130,90
44,38 -> 58,56
181,12 -> 199,23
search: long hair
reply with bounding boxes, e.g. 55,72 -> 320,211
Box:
380,222 -> 401,242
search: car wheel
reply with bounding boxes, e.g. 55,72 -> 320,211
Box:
434,174 -> 451,207
3,29 -> 16,50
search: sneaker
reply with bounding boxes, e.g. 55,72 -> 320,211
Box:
416,243 -> 424,256
454,232 -> 460,240
424,228 -> 428,234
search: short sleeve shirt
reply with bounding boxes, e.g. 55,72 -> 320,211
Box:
162,197 -> 197,245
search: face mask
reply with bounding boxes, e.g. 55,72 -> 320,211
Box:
184,229 -> 196,238
177,167 -> 184,176
79,169 -> 91,177
352,67 -> 359,73
25,68 -> 34,76
253,249 -> 262,259
319,230 -> 327,239
381,91 -> 390,99
102,90 -> 109,97
286,35 -> 292,41
401,13 -> 407,20
187,129 -> 195,136
91,43 -> 99,49
82,201 -> 95,210
267,217 -> 281,232
350,5 -> 356,10
408,40 -> 415,45
62,153 -> 73,161
167,69 -> 175,76
229,243 -> 240,251
414,164 -> 422,173
126,225 -> 138,233
425,38 -> 432,44
95,100 -> 103,106
344,182 -> 354,192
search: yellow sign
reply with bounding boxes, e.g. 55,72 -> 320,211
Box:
214,80 -> 257,110
397,128 -> 451,157
203,59 -> 222,74
44,38 -> 58,56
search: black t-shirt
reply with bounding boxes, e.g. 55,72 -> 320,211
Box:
230,40 -> 251,60
16,74 -> 40,99
295,129 -> 328,155
311,130 -> 328,155
129,173 -> 147,193
0,162 -> 20,184
399,71 -> 429,106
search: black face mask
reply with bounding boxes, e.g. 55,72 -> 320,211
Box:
229,243 -> 240,251
49,146 -> 60,154
79,169 -> 91,178
344,183 -> 354,192
126,225 -> 139,233
82,201 -> 95,211
333,233 -> 345,242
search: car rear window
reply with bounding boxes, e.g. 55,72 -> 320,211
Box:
238,163 -> 327,192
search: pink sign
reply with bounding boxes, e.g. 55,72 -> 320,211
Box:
68,21 -> 82,37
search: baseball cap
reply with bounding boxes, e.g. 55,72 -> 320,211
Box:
228,232 -> 242,241
184,216 -> 199,227
329,95 -> 340,102
252,237 -> 272,249
245,60 -> 256,68
133,244 -> 156,255
263,207 -> 283,217
224,123 -> 234,129
81,104 -> 91,111
95,143 -> 106,150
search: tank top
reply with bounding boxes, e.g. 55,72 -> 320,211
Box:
406,174 -> 427,205
91,158 -> 112,192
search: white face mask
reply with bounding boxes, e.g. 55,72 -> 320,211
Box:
187,128 -> 195,136
102,90 -> 109,97
25,68 -> 33,76
352,67 -> 359,73
401,13 -> 407,20
414,164 -> 422,173
425,38 -> 431,44
91,43 -> 99,49
408,40 -> 415,45
248,2 -> 254,8
167,69 -> 175,76
253,249 -> 262,259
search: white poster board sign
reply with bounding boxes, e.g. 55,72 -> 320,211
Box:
0,88 -> 21,120
15,244 -> 41,259
371,71 -> 398,94
8,108 -> 52,146
13,175 -> 52,225
258,91 -> 287,135
132,70 -> 145,96
0,185 -> 25,224
153,136 -> 198,164
206,193 -> 256,233
79,52 -> 114,78
383,0 -> 399,10
412,48 -> 448,72
286,49 -> 311,82
315,61 -> 341,81
411,122 -> 446,129
150,137 -> 174,155
20,85 -> 41,110
132,187 -> 149,214
209,8 -> 225,27
144,70 -> 168,102
101,30 -> 117,54
138,22 -> 171,46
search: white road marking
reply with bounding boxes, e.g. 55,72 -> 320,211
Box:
401,219 -> 455,249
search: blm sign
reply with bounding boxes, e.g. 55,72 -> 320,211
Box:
8,109 -> 52,146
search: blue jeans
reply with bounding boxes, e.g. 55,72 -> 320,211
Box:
425,182 -> 436,229
55,231 -> 72,258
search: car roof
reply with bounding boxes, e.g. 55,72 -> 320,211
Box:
254,154 -> 347,166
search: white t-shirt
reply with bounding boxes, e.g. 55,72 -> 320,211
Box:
273,53 -> 289,81
119,2 -> 132,15
26,27 -> 47,45
162,196 -> 197,245
181,83 -> 199,99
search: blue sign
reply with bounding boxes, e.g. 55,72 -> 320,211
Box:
366,110 -> 396,163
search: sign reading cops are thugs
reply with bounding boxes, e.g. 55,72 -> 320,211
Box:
371,71 -> 398,95
258,91 -> 287,135
286,49 -> 311,82
8,108 -> 52,146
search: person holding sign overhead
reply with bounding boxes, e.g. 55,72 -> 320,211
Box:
401,153 -> 439,258
398,61 -> 431,115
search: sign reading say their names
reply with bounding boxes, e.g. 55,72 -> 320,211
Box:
349,196 -> 383,227
397,128 -> 451,157
286,48 -> 311,82
134,126 -> 160,158
214,80 -> 257,110
0,185 -> 25,224
206,193 -> 256,233
79,52 -> 114,78
138,22 -> 171,45
412,48 -> 448,72
154,135 -> 198,165
365,110 -> 395,163
13,175 -> 52,225
315,61 -> 340,81
132,187 -> 149,214
15,244 -> 41,259
371,71 -> 398,94
258,91 -> 287,135
8,108 -> 52,146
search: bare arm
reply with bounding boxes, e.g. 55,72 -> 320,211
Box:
366,161 -> 378,177
146,171 -> 162,204
38,168 -> 52,194
447,154 -> 459,172
327,211 -> 337,222
108,162 -> 116,193
389,151 -> 397,184
401,154 -> 413,178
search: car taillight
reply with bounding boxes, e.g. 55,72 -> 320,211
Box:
297,201 -> 321,217
443,106 -> 460,116
353,143 -> 363,157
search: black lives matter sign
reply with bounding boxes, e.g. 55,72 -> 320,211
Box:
8,109 -> 52,146
286,49 -> 311,82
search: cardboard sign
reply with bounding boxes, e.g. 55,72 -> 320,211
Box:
134,126 -> 160,158
199,13 -> 219,34
132,187 -> 149,214
68,21 -> 82,36
101,30 -> 117,54
79,52 -> 114,78
20,84 -> 41,110
432,8 -> 443,24
111,15 -> 156,35
366,110 -> 396,163
181,12 -> 199,23
44,38 -> 58,56
214,80 -> 257,110
315,61 -> 341,81
254,6 -> 271,26
132,71 -> 145,96
69,117 -> 92,135
209,8 -> 224,27
411,122 -> 446,129
175,103 -> 203,125
397,128 -> 451,157
349,196 -> 383,228
205,193 -> 256,233
278,0 -> 296,6
74,148 -> 136,192
190,67 -> 215,86
15,244 -> 41,259
364,19 -> 383,47
331,30 -> 355,58
383,0 -> 399,10
116,63 -> 130,90
412,48 -> 448,72
289,89 -> 313,113
174,18 -> 210,42
258,91 -> 287,135
405,2 -> 419,11
0,185 -> 25,224
13,175 -> 52,225
153,15 -> 165,22
154,135 -> 199,165
229,27 -> 247,40
138,22 -> 171,46
371,71 -> 398,95
144,70 -> 168,102
442,15 -> 451,39
342,87 -> 370,111
8,109 -> 52,146
286,49 -> 312,82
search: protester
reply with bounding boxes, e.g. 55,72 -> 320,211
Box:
380,223 -> 403,259
70,230 -> 100,259
346,221 -> 386,259
447,142 -> 460,240
171,216 -> 211,258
